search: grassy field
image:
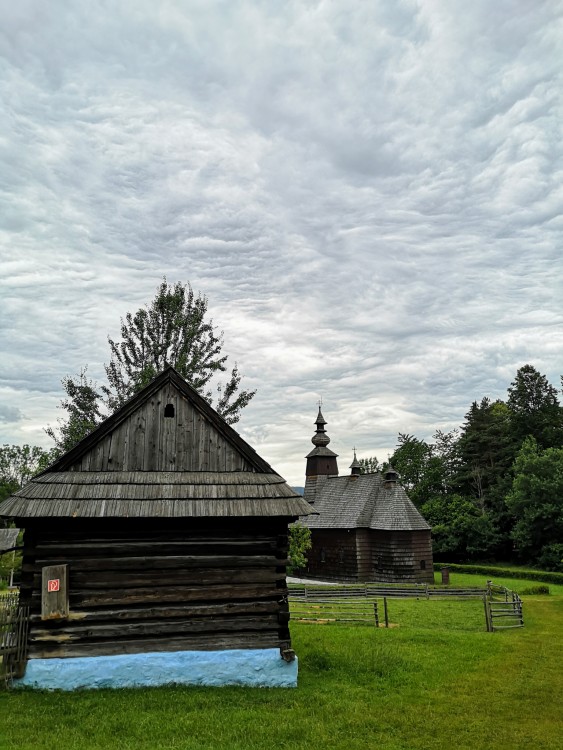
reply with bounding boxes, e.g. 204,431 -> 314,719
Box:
1,571 -> 562,750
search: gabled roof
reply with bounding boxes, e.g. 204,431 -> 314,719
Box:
0,367 -> 314,520
302,473 -> 430,531
43,366 -> 273,475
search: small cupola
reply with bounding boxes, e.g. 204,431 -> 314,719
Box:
349,449 -> 361,477
384,465 -> 400,490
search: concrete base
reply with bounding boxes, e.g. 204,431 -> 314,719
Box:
14,648 -> 298,690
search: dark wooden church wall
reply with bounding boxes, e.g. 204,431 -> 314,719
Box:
19,519 -> 291,659
70,384 -> 254,473
370,530 -> 434,583
305,529 -> 359,580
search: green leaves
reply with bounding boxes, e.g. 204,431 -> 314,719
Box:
288,523 -> 312,572
101,279 -> 255,423
506,438 -> 563,570
47,279 -> 257,454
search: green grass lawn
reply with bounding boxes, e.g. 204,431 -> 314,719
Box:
2,571 -> 562,750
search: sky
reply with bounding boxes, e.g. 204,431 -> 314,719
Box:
1,0 -> 562,487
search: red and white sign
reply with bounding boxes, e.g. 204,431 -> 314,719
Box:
47,579 -> 60,592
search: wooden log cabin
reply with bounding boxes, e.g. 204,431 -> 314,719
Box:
0,367 -> 313,689
301,408 -> 434,583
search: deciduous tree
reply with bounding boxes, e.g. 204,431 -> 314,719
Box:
47,280 -> 256,455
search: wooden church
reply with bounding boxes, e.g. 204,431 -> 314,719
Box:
0,367 -> 313,689
301,408 -> 434,583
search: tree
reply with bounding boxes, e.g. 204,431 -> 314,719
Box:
47,280 -> 256,454
288,523 -> 312,573
102,280 -> 255,423
0,444 -> 50,529
421,493 -> 500,562
358,456 -> 380,474
507,365 -> 563,449
506,437 -> 563,569
45,368 -> 103,457
388,434 -> 446,507
0,444 -> 50,497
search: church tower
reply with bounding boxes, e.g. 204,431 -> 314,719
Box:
304,406 -> 338,505
305,406 -> 339,477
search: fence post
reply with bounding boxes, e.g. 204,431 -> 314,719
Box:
483,595 -> 491,632
373,602 -> 379,628
384,597 -> 389,628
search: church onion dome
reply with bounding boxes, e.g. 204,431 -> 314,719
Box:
311,407 -> 330,448
305,404 -> 339,477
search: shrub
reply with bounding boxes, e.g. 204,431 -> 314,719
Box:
432,562 -> 563,585
519,585 -> 550,595
537,543 -> 563,572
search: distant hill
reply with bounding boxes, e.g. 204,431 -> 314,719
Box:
292,486 -> 304,496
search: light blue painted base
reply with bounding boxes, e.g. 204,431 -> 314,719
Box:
14,648 -> 298,690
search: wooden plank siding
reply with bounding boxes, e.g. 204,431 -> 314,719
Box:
69,384 -> 254,474
19,519 -> 291,659
305,530 -> 360,581
305,529 -> 434,583
371,530 -> 434,583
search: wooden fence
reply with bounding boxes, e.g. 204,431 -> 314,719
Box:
289,583 -> 486,600
484,583 -> 524,632
290,582 -> 525,633
0,593 -> 30,688
289,588 -> 388,627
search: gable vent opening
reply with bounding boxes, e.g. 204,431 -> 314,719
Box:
164,404 -> 175,418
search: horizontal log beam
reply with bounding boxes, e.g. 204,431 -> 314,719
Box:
32,568 -> 286,589
26,555 -> 288,572
29,599 -> 282,623
28,631 -> 282,659
33,540 -> 280,556
30,614 -> 280,642
31,583 -> 285,608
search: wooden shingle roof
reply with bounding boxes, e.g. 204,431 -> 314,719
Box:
1,471 -> 310,519
302,473 -> 430,531
0,368 -> 313,520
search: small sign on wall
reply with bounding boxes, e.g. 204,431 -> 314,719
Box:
41,564 -> 69,620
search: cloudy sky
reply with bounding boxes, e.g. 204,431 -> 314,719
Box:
1,1 -> 562,486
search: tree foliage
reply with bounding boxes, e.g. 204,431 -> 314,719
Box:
45,369 -> 103,457
288,523 -> 312,572
358,456 -> 380,474
506,437 -> 563,570
360,364 -> 563,565
47,280 -> 256,455
102,280 -> 255,422
0,444 -> 50,529
507,364 -> 563,449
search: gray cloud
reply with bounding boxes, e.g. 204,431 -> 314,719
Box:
1,1 -> 562,485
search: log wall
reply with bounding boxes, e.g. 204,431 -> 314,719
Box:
370,529 -> 434,583
19,519 -> 291,659
305,529 -> 359,580
304,529 -> 434,583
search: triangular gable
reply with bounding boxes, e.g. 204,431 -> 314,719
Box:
46,367 -> 273,475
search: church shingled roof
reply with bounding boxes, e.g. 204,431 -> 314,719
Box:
302,472 -> 430,532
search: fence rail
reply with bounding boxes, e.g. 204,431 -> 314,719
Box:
290,583 -> 486,600
484,586 -> 523,632
290,581 -> 525,633
1,593 -> 30,688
